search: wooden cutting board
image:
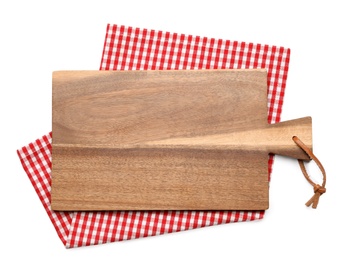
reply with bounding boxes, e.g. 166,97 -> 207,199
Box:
51,69 -> 312,211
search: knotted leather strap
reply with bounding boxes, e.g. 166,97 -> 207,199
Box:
292,136 -> 326,209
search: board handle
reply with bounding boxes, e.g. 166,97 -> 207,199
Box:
266,116 -> 312,160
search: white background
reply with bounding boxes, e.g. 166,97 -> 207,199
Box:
1,0 -> 339,259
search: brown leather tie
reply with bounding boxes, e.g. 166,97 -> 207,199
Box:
292,136 -> 326,209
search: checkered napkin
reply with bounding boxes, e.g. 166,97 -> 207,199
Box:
17,24 -> 290,248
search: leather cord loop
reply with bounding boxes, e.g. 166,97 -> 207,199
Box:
292,136 -> 326,209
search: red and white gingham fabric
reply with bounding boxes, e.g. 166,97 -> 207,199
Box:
17,24 -> 290,248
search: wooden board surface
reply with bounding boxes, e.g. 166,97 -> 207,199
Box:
51,69 -> 312,211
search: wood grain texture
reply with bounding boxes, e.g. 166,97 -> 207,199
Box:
51,69 -> 312,211
51,146 -> 269,210
53,70 -> 268,146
